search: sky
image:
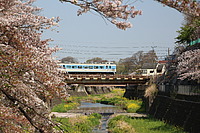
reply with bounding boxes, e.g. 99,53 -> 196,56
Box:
35,0 -> 184,63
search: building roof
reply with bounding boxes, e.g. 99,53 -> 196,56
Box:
158,60 -> 168,64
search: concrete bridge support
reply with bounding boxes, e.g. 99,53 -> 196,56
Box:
124,84 -> 147,99
76,84 -> 88,96
67,84 -> 113,96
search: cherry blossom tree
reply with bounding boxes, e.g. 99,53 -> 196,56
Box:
59,0 -> 142,30
0,0 -> 143,132
155,0 -> 200,17
0,0 -> 199,132
0,0 -> 68,132
177,49 -> 200,81
59,0 -> 200,30
153,0 -> 200,81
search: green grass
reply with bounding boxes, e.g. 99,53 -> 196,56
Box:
95,89 -> 143,113
53,113 -> 101,133
51,100 -> 79,112
108,115 -> 186,133
51,88 -> 144,113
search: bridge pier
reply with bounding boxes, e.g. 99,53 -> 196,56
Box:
67,84 -> 113,96
124,84 -> 147,99
77,84 -> 88,96
85,86 -> 113,95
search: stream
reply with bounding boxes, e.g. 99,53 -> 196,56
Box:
68,102 -> 126,133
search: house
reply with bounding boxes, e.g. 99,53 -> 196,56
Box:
132,63 -> 166,76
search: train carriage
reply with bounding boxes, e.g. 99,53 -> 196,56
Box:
58,62 -> 116,74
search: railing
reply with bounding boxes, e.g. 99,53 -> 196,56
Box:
64,75 -> 150,85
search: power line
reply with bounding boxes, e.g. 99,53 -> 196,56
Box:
50,43 -> 173,49
50,41 -> 174,61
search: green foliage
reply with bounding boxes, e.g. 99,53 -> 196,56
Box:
53,113 -> 101,133
51,100 -> 79,112
108,115 -> 186,133
176,25 -> 195,45
176,18 -> 200,46
52,89 -> 143,113
96,89 -> 143,113
88,113 -> 102,126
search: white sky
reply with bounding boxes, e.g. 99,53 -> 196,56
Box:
35,0 -> 184,62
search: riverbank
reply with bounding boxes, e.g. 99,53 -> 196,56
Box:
108,115 -> 186,133
50,88 -> 186,133
51,88 -> 144,113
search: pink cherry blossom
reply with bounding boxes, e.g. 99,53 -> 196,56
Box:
0,0 -> 68,132
177,49 -> 200,81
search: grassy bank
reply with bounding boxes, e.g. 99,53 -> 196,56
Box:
108,115 -> 186,133
51,89 -> 186,133
51,88 -> 143,113
95,89 -> 144,113
53,113 -> 101,133
51,100 -> 79,112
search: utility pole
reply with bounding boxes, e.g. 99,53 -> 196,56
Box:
168,48 -> 170,56
151,46 -> 157,52
151,46 -> 157,63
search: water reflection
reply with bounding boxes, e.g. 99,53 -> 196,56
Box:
80,102 -> 116,108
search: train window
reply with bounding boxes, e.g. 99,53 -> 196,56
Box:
112,66 -> 116,69
106,66 -> 108,69
89,66 -> 93,69
84,66 -> 89,69
78,66 -> 82,69
94,66 -> 98,69
99,66 -> 104,69
63,65 -> 65,68
66,65 -> 71,69
72,66 -> 77,69
109,66 -> 111,69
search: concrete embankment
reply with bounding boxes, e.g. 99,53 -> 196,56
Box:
67,84 -> 114,96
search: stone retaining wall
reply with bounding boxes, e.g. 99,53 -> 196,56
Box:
149,95 -> 200,133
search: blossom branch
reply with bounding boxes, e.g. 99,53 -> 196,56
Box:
60,0 -> 142,30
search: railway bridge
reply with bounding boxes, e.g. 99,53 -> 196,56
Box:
65,74 -> 150,85
65,74 -> 150,99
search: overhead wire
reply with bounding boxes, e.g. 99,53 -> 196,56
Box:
49,41 -> 174,61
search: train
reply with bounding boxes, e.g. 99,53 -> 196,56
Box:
58,62 -> 116,74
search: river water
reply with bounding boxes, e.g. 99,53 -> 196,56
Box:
68,102 -> 125,132
77,102 -> 125,133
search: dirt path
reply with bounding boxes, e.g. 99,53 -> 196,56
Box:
50,112 -> 147,118
50,112 -> 85,118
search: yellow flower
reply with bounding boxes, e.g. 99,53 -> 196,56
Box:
127,103 -> 140,109
64,104 -> 70,108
